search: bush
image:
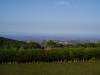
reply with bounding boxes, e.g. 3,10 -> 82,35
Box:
0,47 -> 100,63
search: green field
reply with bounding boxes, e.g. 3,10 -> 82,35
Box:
0,62 -> 100,75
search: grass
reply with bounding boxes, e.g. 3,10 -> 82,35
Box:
0,62 -> 100,75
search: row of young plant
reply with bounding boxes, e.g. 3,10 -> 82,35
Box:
0,48 -> 100,63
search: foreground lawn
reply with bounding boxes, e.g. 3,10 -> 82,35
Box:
0,62 -> 100,75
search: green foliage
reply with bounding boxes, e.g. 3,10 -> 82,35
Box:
0,48 -> 100,63
0,37 -> 100,63
45,40 -> 64,49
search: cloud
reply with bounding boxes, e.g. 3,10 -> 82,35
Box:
55,1 -> 78,9
56,1 -> 71,7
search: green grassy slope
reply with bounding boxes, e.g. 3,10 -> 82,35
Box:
0,62 -> 100,75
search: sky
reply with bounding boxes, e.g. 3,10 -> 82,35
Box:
0,0 -> 100,38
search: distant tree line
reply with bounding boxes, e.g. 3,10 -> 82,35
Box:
0,37 -> 100,50
0,37 -> 41,50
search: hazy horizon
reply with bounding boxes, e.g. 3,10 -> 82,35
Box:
0,0 -> 100,40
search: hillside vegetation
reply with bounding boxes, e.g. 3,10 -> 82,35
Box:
0,37 -> 100,63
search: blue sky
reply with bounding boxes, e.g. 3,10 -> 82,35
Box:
0,0 -> 100,37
